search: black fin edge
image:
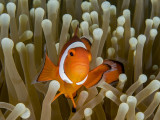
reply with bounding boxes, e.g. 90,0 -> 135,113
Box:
108,59 -> 125,73
72,107 -> 76,113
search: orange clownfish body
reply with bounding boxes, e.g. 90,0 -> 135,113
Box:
35,32 -> 124,110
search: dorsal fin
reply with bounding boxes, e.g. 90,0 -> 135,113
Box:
73,25 -> 79,37
80,37 -> 91,51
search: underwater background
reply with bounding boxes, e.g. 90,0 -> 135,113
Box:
0,0 -> 160,120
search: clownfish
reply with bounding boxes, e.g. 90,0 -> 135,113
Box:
35,29 -> 124,112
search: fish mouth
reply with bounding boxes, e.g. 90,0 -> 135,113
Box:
72,63 -> 89,72
73,63 -> 88,67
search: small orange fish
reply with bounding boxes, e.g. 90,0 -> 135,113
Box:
35,29 -> 124,111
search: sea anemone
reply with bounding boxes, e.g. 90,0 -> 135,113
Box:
0,0 -> 160,120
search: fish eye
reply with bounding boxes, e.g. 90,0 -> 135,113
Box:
68,49 -> 75,56
70,52 -> 74,56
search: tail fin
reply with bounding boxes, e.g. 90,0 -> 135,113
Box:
83,59 -> 124,88
103,60 -> 124,83
83,64 -> 110,88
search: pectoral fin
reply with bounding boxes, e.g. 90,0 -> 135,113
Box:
34,54 -> 58,83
